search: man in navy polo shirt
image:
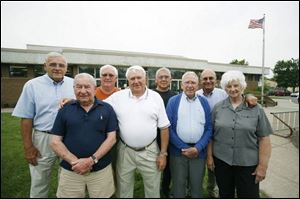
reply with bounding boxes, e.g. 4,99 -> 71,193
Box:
50,73 -> 118,198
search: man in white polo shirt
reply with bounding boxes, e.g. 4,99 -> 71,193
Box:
105,65 -> 170,198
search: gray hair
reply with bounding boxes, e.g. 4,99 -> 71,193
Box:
155,67 -> 171,79
45,52 -> 67,64
74,73 -> 96,87
125,65 -> 146,79
182,71 -> 199,82
99,64 -> 118,77
220,70 -> 247,91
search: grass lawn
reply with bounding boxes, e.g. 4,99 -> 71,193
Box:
1,112 -> 268,198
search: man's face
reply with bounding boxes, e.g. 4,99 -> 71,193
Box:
44,56 -> 67,82
200,70 -> 216,93
155,70 -> 171,91
74,77 -> 96,105
181,74 -> 199,99
100,67 -> 117,88
128,70 -> 146,96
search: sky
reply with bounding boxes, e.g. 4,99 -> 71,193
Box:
1,1 -> 299,77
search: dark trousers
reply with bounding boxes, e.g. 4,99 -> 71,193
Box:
161,155 -> 171,197
214,157 -> 260,198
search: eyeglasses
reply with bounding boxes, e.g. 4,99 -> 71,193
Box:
48,63 -> 66,68
101,73 -> 115,78
202,77 -> 215,81
158,75 -> 170,80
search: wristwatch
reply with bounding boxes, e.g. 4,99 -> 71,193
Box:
91,155 -> 98,164
159,151 -> 168,157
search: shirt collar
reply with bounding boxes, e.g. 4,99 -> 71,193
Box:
129,87 -> 149,100
44,74 -> 64,85
183,92 -> 197,102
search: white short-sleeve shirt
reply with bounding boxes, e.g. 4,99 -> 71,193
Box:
105,88 -> 170,148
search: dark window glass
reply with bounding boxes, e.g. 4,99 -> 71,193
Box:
9,66 -> 28,77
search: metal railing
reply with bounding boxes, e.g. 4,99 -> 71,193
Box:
270,111 -> 299,138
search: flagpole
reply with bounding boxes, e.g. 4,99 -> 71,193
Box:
261,14 -> 265,106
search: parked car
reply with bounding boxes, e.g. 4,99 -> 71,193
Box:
290,92 -> 299,97
274,88 -> 291,96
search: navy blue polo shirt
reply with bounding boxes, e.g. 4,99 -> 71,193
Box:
51,99 -> 118,172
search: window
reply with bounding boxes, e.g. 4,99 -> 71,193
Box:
9,66 -> 28,77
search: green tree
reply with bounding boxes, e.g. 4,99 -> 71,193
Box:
230,59 -> 249,65
273,58 -> 299,92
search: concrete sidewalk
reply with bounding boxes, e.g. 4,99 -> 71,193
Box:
260,99 -> 299,198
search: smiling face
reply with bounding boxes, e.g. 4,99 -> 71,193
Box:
200,69 -> 216,94
225,80 -> 243,99
127,70 -> 146,97
100,67 -> 118,89
44,55 -> 67,82
74,76 -> 96,106
181,73 -> 199,99
155,69 -> 172,91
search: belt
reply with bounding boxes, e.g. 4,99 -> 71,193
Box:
120,138 -> 156,151
36,130 -> 52,134
187,143 -> 196,147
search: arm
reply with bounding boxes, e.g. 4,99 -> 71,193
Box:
21,118 -> 41,166
50,135 -> 78,165
206,141 -> 215,171
166,97 -> 189,150
156,127 -> 169,171
252,136 -> 271,184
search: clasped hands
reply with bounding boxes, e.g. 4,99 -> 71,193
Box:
71,157 -> 93,175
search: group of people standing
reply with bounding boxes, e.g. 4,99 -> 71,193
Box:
12,52 -> 273,198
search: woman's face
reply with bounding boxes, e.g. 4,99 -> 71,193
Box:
225,80 -> 243,98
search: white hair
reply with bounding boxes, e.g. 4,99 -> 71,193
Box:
155,67 -> 171,79
220,70 -> 247,91
182,71 -> 199,82
74,73 -> 96,87
45,52 -> 67,64
99,64 -> 118,77
125,65 -> 146,79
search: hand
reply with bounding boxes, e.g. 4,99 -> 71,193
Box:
181,147 -> 199,158
24,145 -> 41,166
59,98 -> 72,108
245,95 -> 257,108
156,154 -> 167,171
207,155 -> 215,171
71,158 -> 93,175
252,164 -> 267,184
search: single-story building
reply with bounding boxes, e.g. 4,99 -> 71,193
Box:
1,44 -> 270,107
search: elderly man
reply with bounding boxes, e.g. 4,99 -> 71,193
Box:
12,52 -> 75,197
106,65 -> 170,198
96,64 -> 120,100
166,71 -> 212,198
50,73 -> 118,198
154,67 -> 177,198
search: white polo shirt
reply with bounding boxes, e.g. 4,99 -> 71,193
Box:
105,88 -> 170,148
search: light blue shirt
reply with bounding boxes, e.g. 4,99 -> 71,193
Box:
12,74 -> 75,131
196,88 -> 228,112
176,93 -> 206,143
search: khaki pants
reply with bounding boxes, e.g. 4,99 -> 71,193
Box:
115,140 -> 161,198
57,164 -> 115,198
29,130 -> 57,198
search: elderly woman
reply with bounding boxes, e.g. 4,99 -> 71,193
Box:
207,70 -> 272,198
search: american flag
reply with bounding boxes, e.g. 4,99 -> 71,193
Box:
248,17 -> 264,29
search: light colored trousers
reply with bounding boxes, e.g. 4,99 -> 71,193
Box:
29,130 -> 57,198
115,140 -> 161,198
